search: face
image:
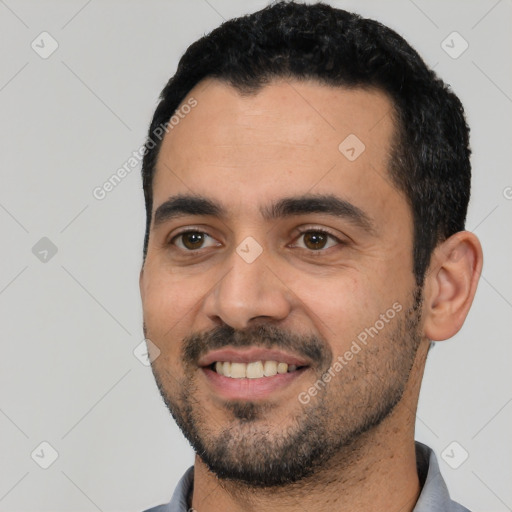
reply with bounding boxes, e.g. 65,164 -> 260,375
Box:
140,79 -> 424,487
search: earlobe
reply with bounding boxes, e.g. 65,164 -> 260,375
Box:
423,231 -> 483,341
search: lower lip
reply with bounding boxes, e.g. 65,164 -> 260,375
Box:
201,367 -> 309,400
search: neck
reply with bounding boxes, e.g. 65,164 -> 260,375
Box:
191,419 -> 420,512
190,341 -> 429,512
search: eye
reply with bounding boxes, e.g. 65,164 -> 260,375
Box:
171,231 -> 219,251
292,229 -> 341,251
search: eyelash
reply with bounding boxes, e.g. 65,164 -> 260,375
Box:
169,227 -> 343,252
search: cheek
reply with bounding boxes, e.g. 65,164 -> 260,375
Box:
141,270 -> 203,350
294,270 -> 402,355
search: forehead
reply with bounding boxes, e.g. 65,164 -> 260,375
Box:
152,78 -> 402,221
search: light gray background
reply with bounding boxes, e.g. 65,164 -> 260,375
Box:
0,0 -> 511,511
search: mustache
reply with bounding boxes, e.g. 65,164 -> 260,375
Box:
181,323 -> 332,369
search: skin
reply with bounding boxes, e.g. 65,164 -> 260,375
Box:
139,78 -> 483,512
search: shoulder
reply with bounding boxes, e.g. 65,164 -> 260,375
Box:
142,466 -> 194,512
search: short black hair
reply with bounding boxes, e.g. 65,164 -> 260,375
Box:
141,0 -> 471,286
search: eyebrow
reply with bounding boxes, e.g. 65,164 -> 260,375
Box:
153,193 -> 375,233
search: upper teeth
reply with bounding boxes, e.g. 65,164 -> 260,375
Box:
214,361 -> 299,379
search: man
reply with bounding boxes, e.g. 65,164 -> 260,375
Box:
138,2 -> 483,511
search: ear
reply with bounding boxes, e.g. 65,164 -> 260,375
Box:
423,231 -> 483,341
139,266 -> 145,300
139,267 -> 147,339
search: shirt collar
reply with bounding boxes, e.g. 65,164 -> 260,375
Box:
413,441 -> 470,512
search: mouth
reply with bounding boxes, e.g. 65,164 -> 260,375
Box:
207,360 -> 307,378
198,347 -> 311,400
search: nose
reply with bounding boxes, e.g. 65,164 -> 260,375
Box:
201,246 -> 292,330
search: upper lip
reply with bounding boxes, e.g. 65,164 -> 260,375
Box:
198,347 -> 311,367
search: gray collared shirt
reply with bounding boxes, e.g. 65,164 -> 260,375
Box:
143,441 -> 470,512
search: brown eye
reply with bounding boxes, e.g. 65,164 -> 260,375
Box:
182,232 -> 205,250
172,231 -> 216,251
292,230 -> 340,251
304,231 -> 332,250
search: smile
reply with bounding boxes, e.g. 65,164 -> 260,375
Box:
210,360 -> 306,379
